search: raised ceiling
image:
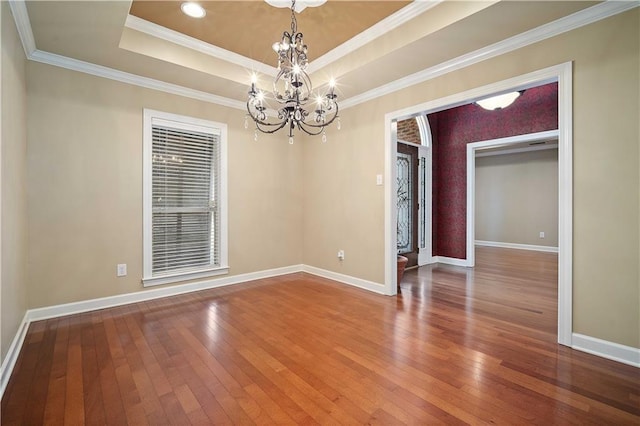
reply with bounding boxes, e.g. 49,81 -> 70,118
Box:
20,1 -> 608,106
129,1 -> 410,65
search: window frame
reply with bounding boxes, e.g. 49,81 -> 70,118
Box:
142,109 -> 228,287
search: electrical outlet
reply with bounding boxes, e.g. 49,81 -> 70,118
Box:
539,231 -> 545,239
117,263 -> 127,277
337,250 -> 345,260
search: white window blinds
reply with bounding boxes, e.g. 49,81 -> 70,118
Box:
152,125 -> 219,274
143,110 -> 228,286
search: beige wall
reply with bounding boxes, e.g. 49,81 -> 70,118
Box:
10,6 -> 639,354
26,62 -> 303,308
303,9 -> 640,348
1,2 -> 28,361
475,149 -> 558,247
303,107 -> 385,285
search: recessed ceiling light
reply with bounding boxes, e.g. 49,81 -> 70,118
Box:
181,2 -> 206,19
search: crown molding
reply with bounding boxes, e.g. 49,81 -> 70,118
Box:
125,2 -> 441,77
307,0 -> 443,74
8,0 -> 638,113
124,15 -> 277,76
340,0 -> 639,110
28,50 -> 246,111
8,0 -> 35,57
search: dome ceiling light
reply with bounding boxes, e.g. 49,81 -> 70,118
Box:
476,91 -> 524,110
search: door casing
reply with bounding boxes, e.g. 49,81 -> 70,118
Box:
384,62 -> 572,347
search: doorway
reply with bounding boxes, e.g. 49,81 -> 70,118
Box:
384,63 -> 573,346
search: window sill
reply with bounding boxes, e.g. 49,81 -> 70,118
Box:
142,266 -> 229,287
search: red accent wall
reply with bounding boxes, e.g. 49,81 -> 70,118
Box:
428,82 -> 558,259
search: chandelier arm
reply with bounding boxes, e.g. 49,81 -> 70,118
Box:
255,120 -> 289,134
296,121 -> 326,136
246,101 -> 289,129
301,103 -> 339,129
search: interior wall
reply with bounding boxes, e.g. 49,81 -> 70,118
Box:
302,106 -> 385,286
475,149 -> 559,247
428,83 -> 558,259
303,9 -> 639,348
26,62 -> 303,309
1,2 -> 28,360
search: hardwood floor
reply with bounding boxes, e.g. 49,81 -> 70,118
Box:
2,247 -> 639,425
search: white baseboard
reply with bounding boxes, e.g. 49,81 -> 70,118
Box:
302,265 -> 386,295
0,312 -> 30,398
572,333 -> 640,368
0,264 -> 303,400
432,256 -> 472,267
28,265 -> 304,322
475,240 -> 559,253
1,263 -> 385,399
4,266 -> 637,401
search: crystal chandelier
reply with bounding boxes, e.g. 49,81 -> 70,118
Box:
246,0 -> 339,144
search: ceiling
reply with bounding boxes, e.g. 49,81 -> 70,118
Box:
20,1 -> 604,107
129,1 -> 411,65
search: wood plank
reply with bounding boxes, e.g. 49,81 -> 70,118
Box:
2,247 -> 639,425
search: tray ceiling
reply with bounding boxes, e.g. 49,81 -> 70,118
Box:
20,1 -> 607,105
129,1 -> 410,65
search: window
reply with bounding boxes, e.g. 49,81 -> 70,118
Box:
143,109 -> 227,286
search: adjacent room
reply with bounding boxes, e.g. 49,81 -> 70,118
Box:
2,0 -> 639,424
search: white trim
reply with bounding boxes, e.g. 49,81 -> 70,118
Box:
126,1 -> 440,82
572,334 -> 640,368
142,266 -> 230,287
467,130 -> 559,268
8,0 -> 635,115
556,62 -> 573,348
302,265 -> 386,295
384,120 -> 398,295
0,263 -> 380,397
307,1 -> 442,73
416,115 -> 431,148
396,139 -> 419,147
416,116 -> 433,266
475,143 -> 558,158
29,265 -> 304,322
385,63 -> 572,346
142,109 -> 229,286
0,0 -> 3,403
432,256 -> 471,268
124,15 -> 276,76
342,1 -> 638,110
28,50 -> 245,110
2,270 -> 636,400
0,313 -> 29,399
7,0 -> 35,57
466,125 -> 571,348
475,240 -> 559,253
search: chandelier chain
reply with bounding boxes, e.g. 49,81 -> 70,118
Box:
291,0 -> 297,34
